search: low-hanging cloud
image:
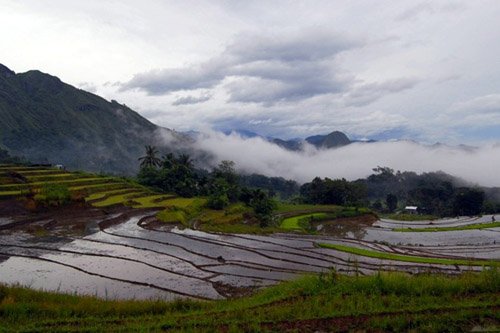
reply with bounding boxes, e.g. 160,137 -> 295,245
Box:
178,130 -> 500,186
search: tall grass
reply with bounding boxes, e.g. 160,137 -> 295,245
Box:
1,270 -> 498,331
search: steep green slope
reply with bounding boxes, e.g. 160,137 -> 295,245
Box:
0,64 -> 165,174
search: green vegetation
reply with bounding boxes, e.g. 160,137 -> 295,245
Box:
280,207 -> 373,231
157,209 -> 187,224
34,183 -> 71,206
84,188 -> 134,202
92,191 -> 146,207
281,213 -> 327,230
130,194 -> 175,208
394,221 -> 500,232
0,270 -> 498,331
276,203 -> 340,213
385,213 -> 438,221
318,243 -> 500,267
300,177 -> 366,206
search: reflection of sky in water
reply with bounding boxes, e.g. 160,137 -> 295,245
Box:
0,213 -> 498,300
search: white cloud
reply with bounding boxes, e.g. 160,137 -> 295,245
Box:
2,0 -> 500,143
165,130 -> 500,186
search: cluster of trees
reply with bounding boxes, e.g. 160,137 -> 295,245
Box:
137,147 -> 276,225
300,177 -> 366,206
137,145 -> 497,218
361,167 -> 489,216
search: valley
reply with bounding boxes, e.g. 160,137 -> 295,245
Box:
0,165 -> 498,301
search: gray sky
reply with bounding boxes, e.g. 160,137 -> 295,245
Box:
2,0 -> 500,143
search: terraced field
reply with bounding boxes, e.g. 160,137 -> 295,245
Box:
0,165 -> 197,212
0,165 -> 499,302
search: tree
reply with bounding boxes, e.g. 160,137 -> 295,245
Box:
211,161 -> 240,203
249,189 -> 276,227
386,193 -> 398,212
206,178 -> 230,210
138,145 -> 161,168
453,188 -> 485,216
300,177 -> 367,206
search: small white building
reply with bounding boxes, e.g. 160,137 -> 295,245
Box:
404,206 -> 418,214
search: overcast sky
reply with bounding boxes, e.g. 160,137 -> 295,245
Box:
2,0 -> 500,143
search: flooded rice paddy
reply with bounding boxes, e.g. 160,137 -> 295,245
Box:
0,211 -> 498,300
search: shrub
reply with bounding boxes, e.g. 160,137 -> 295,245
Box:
206,193 -> 229,210
35,183 -> 71,206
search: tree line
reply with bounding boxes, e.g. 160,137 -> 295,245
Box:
137,146 -> 499,218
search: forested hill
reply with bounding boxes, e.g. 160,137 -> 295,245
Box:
0,63 -> 170,174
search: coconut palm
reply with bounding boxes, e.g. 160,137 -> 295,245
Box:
176,153 -> 193,169
138,145 -> 161,168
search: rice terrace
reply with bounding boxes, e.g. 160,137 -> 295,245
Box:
0,164 -> 499,331
2,2 -> 500,331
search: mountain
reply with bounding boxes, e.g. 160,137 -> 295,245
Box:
0,64 -> 173,174
215,128 -> 353,151
271,138 -> 303,151
305,131 -> 351,149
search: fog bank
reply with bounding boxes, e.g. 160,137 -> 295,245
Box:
164,130 -> 500,186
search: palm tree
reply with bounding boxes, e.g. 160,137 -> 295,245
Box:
138,145 -> 161,168
176,153 -> 193,169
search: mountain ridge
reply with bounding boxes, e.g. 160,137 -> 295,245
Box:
0,63 -> 168,174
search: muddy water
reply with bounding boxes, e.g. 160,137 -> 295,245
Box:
0,212 -> 498,300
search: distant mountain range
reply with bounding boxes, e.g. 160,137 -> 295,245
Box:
219,129 -> 354,151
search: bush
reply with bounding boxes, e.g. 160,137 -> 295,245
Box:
206,193 -> 229,210
35,183 -> 71,206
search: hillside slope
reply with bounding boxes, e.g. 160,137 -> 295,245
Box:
0,64 -> 166,174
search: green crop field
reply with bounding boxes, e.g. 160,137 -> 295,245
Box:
91,191 -> 147,207
281,212 -> 327,229
131,194 -> 176,208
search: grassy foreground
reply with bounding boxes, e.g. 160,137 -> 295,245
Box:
318,243 -> 500,267
0,271 -> 499,332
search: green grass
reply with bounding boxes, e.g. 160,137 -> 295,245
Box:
279,207 -> 373,231
24,173 -> 75,181
84,188 -> 137,202
91,191 -> 147,207
0,177 -> 115,190
385,213 -> 438,221
0,190 -> 22,197
276,203 -> 341,213
157,209 -> 187,224
0,270 -> 499,331
318,243 -> 500,267
281,213 -> 327,229
69,182 -> 126,192
131,194 -> 177,208
161,197 -> 204,208
394,221 -> 500,232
